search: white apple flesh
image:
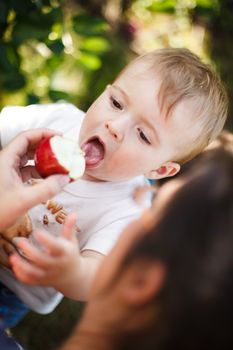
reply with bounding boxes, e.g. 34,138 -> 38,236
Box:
35,135 -> 86,180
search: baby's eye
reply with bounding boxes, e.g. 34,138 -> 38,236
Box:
110,96 -> 123,110
137,128 -> 151,145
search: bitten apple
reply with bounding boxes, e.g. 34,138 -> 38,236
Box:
35,135 -> 85,180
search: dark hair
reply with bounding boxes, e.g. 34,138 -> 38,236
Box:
119,148 -> 233,350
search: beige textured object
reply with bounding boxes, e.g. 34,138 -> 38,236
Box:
0,214 -> 32,268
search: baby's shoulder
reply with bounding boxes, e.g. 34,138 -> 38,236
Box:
1,102 -> 84,122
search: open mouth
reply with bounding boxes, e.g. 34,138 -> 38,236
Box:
81,136 -> 105,167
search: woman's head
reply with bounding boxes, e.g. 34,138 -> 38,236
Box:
121,147 -> 233,349
85,147 -> 233,350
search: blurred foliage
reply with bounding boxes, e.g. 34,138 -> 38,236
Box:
0,0 -> 230,348
0,0 -> 232,130
206,0 -> 233,130
0,0 -> 134,111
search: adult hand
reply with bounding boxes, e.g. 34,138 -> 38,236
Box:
0,129 -> 69,231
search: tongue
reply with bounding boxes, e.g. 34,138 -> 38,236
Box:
82,140 -> 104,166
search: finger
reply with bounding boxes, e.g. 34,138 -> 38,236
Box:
20,155 -> 29,167
12,235 -> 64,272
23,128 -> 62,150
18,128 -> 62,151
19,150 -> 36,163
62,213 -> 78,241
5,129 -> 62,159
12,237 -> 52,265
34,230 -> 67,257
0,175 -> 70,231
20,165 -> 42,182
10,254 -> 47,285
19,174 -> 70,206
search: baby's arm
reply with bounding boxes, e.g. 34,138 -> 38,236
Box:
9,213 -> 104,301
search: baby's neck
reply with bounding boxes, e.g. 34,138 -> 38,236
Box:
81,173 -> 107,183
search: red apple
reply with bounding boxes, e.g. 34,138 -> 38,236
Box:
35,135 -> 86,180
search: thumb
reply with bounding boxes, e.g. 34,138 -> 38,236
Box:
23,175 -> 70,207
62,213 -> 78,241
0,175 -> 69,232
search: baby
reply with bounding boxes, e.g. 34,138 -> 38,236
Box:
0,47 -> 228,326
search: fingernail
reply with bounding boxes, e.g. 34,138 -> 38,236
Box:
12,237 -> 22,245
11,237 -> 28,246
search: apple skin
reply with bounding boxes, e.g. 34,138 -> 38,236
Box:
35,136 -> 69,178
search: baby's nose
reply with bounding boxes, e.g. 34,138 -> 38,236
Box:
105,121 -> 123,142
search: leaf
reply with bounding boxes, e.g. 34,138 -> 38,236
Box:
194,0 -> 219,16
48,89 -> 70,102
12,22 -> 51,43
0,42 -> 12,70
27,8 -> 62,27
73,14 -> 109,36
147,0 -> 176,13
196,0 -> 218,9
80,37 -> 110,54
0,42 -> 19,71
12,7 -> 63,44
78,52 -> 102,70
46,55 -> 63,69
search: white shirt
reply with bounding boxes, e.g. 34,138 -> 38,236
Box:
0,103 -> 151,313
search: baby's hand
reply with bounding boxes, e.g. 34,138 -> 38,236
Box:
0,214 -> 32,268
0,238 -> 17,268
9,213 -> 79,289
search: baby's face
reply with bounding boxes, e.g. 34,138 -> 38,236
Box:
79,60 -> 194,182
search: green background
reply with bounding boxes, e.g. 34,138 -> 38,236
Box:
0,0 -> 232,130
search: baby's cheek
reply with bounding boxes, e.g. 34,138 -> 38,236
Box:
110,152 -> 142,176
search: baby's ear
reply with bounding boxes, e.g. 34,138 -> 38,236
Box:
146,161 -> 180,180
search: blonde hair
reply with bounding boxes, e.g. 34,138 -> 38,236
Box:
132,48 -> 229,163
